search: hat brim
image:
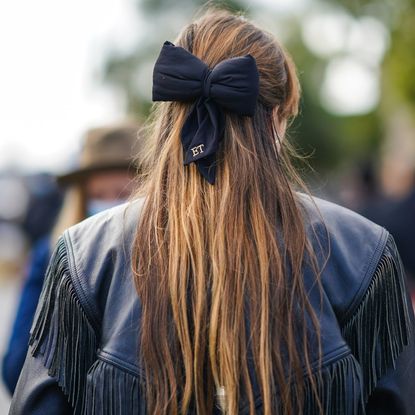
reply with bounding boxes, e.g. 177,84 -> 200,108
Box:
56,163 -> 135,186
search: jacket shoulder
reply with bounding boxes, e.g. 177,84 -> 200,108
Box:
296,192 -> 389,321
26,198 -> 146,413
63,199 -> 143,295
66,197 -> 145,262
297,191 -> 388,251
296,192 -> 414,406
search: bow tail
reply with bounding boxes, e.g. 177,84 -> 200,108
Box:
195,153 -> 217,184
181,98 -> 225,184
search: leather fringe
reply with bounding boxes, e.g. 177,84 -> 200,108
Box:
302,353 -> 364,415
85,353 -> 361,415
242,353 -> 363,415
341,234 -> 413,404
29,237 -> 98,415
84,359 -> 146,414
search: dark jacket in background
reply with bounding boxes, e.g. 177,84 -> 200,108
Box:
360,187 -> 415,281
9,193 -> 415,414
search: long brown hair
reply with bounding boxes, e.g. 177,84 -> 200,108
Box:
51,186 -> 86,245
133,8 -> 322,414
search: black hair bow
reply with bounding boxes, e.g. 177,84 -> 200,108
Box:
152,40 -> 259,184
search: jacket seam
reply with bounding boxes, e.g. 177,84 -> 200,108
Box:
314,344 -> 350,369
63,230 -> 101,330
94,345 -> 352,396
97,349 -> 143,378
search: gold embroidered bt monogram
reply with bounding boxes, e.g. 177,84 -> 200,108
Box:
190,144 -> 205,157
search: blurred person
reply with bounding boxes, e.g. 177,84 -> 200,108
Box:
0,174 -> 32,281
9,8 -> 415,415
379,181 -> 415,279
360,172 -> 415,309
2,123 -> 141,395
21,173 -> 63,244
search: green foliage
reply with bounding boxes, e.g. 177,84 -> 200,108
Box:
141,0 -> 243,13
101,0 -> 414,175
382,5 -> 415,114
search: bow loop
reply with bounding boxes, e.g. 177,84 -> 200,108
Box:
152,40 -> 259,184
209,54 -> 259,116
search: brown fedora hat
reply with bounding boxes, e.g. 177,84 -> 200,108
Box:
57,122 -> 142,186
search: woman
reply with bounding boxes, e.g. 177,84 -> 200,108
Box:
10,9 -> 415,415
2,123 -> 139,394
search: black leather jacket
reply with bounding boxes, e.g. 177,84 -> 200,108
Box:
9,193 -> 415,414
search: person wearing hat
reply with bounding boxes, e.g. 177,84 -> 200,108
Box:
2,122 -> 141,395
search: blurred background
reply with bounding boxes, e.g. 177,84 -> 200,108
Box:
1,0 -> 414,410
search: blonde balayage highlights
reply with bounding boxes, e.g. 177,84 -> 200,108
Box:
133,8 -> 322,414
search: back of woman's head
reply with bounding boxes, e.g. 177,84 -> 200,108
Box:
178,9 -> 299,116
133,8 -> 321,415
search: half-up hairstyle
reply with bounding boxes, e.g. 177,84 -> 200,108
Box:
133,7 -> 322,415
